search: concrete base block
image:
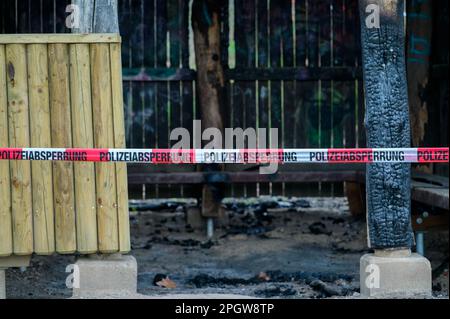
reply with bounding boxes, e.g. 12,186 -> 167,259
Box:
360,250 -> 432,298
72,254 -> 137,298
0,255 -> 31,268
0,269 -> 5,299
0,255 -> 31,299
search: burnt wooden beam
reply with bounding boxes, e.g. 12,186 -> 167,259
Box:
127,170 -> 365,185
225,66 -> 362,81
359,0 -> 414,249
122,68 -> 196,82
121,67 -> 363,82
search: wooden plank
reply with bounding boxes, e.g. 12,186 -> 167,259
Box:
280,0 -> 294,67
168,0 -> 182,150
0,33 -> 121,44
121,0 -> 146,198
110,42 -> 131,253
129,0 -> 145,150
357,78 -> 366,147
295,0 -> 307,66
233,0 -> 256,197
28,0 -> 43,32
227,66 -> 362,81
319,0 -> 332,67
54,0 -> 70,33
256,0 -> 270,196
127,170 -> 364,185
412,212 -> 448,232
121,66 -> 362,82
406,0 -> 433,173
48,43 -> 76,254
69,43 -> 98,254
2,0 -> 16,33
345,181 -> 366,216
142,0 -> 155,67
180,0 -> 193,154
307,0 -> 320,67
0,44 -> 13,257
156,0 -> 169,150
278,0 -> 293,196
27,44 -> 55,255
269,1 -> 284,196
16,0 -> 30,33
412,185 -> 449,211
90,43 -> 119,253
42,0 -> 55,33
6,44 -> 33,255
230,83 -> 244,197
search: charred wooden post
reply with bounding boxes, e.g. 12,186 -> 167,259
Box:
192,0 -> 226,221
358,1 -> 432,297
359,0 -> 414,249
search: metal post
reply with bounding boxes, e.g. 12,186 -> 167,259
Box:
416,232 -> 425,256
206,218 -> 214,239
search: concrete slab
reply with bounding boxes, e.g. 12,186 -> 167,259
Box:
72,254 -> 138,298
0,255 -> 31,268
0,255 -> 31,299
0,269 -> 5,299
72,293 -> 257,299
360,251 -> 432,298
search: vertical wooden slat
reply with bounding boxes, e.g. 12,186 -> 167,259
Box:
110,42 -> 131,253
168,0 -> 182,190
143,0 -> 159,198
17,0 -> 30,33
156,0 -> 169,198
295,0 -> 307,66
0,1 -> 5,33
3,0 -> 17,33
48,43 -> 76,254
244,0 -> 257,197
0,44 -> 13,256
307,0 -> 319,67
180,0 -> 195,195
6,44 -> 33,255
42,0 -> 55,33
269,0 -> 283,195
234,0 -> 256,197
69,43 -> 98,254
281,0 -> 295,151
28,43 -> 55,254
257,0 -> 270,195
29,0 -> 42,33
54,0 -> 70,33
156,0 -> 169,149
91,43 -> 119,253
318,0 -> 332,152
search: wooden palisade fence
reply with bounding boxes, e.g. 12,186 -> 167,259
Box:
0,34 -> 130,256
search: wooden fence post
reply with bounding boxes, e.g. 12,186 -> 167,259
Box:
72,0 -> 130,253
192,0 -> 226,220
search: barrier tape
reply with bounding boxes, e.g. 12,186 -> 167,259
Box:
0,147 -> 448,164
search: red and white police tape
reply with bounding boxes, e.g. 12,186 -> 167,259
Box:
0,147 -> 448,164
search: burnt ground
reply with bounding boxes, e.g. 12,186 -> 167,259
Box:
6,197 -> 449,299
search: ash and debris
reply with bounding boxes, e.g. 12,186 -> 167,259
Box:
6,197 -> 449,299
